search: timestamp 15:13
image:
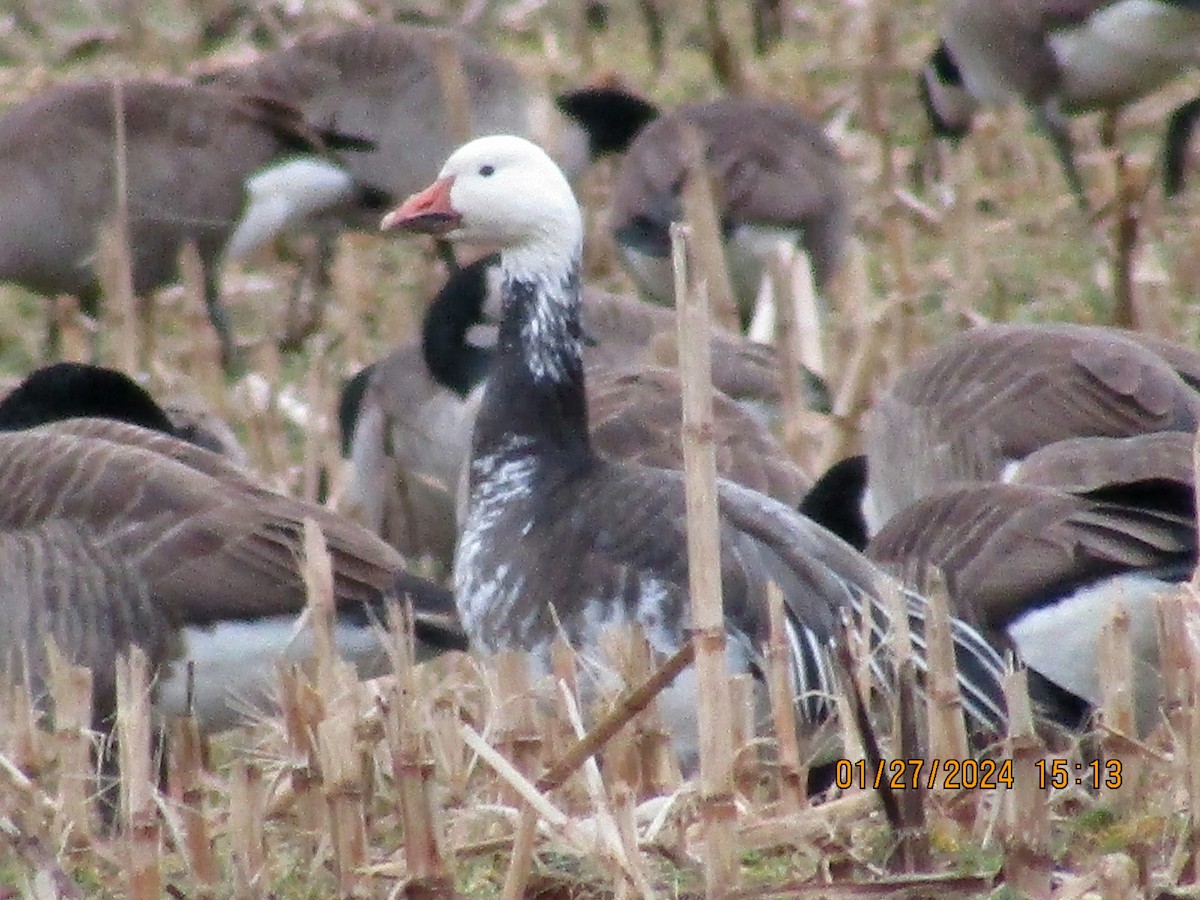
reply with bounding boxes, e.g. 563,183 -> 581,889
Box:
1036,758 -> 1123,789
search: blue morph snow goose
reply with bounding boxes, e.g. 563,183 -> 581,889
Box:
381,134 -> 1007,769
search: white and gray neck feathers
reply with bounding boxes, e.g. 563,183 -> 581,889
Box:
471,243 -> 591,466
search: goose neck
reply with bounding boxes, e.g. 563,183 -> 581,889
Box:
471,256 -> 591,465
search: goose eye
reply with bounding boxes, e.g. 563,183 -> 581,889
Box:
479,164 -> 495,177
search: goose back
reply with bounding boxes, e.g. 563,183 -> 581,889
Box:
864,324 -> 1200,529
609,97 -> 850,314
866,479 -> 1195,726
0,79 -> 333,302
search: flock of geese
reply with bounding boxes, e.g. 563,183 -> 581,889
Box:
2,2 -> 1200,805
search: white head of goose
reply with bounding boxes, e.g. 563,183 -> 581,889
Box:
382,135 -> 1007,771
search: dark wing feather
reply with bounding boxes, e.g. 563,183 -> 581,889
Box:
0,422 -> 442,624
1011,431 -> 1196,494
866,482 -> 1197,645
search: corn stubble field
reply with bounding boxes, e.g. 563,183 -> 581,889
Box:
3,0 -> 1200,897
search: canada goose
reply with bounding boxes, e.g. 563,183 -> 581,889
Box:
381,134 -> 1007,769
0,417 -> 464,811
0,79 -> 370,369
919,0 -> 1200,203
860,323 -> 1200,535
867,477 -> 1195,734
800,429 -> 1196,731
204,23 -> 591,235
556,87 -> 851,328
0,361 -> 247,463
338,256 -> 813,570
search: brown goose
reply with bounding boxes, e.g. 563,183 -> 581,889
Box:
0,79 -> 368,368
919,0 -> 1200,203
0,418 -> 463,763
860,323 -> 1200,534
338,256 -> 813,570
556,87 -> 851,328
866,476 -> 1195,734
381,134 -> 1007,770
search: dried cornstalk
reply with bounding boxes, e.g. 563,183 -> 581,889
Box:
770,244 -> 827,468
622,629 -> 679,798
178,241 -> 225,407
301,518 -> 337,691
559,684 -> 655,898
229,760 -> 267,896
53,294 -> 92,363
115,648 -> 161,900
729,674 -> 758,798
45,638 -> 93,845
487,650 -> 540,898
3,679 -> 44,781
920,569 -> 969,765
594,633 -> 638,791
703,0 -> 746,92
277,664 -> 326,843
1097,605 -> 1138,808
382,604 -> 452,893
99,79 -> 140,373
538,641 -> 694,793
170,705 -> 217,892
671,220 -> 738,896
501,808 -> 539,900
1002,668 -> 1051,898
318,710 -> 367,894
432,32 -> 474,146
1111,151 -> 1139,329
679,126 -> 740,334
301,335 -> 328,503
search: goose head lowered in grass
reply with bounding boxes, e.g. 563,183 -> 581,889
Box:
382,135 -> 1008,772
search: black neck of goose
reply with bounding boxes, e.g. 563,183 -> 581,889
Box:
472,266 -> 592,465
422,257 -> 497,398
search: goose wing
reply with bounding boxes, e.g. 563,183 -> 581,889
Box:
0,423 -> 442,625
866,482 -> 1196,641
588,366 -> 810,506
502,461 -> 1005,731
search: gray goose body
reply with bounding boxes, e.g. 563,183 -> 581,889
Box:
0,418 -> 462,738
383,135 -> 1007,769
0,79 -> 356,367
206,23 -> 588,233
557,89 -> 850,326
863,323 -> 1200,533
867,475 -> 1196,732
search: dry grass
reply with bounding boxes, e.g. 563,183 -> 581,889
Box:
3,0 -> 1200,896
